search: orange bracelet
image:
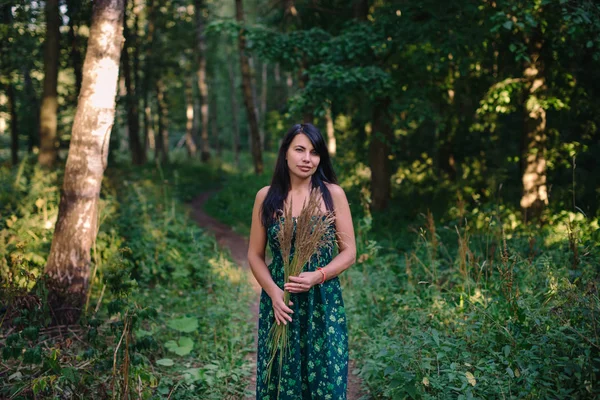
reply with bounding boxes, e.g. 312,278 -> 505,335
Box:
317,267 -> 326,284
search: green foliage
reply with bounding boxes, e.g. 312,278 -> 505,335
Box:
0,159 -> 254,399
344,205 -> 600,399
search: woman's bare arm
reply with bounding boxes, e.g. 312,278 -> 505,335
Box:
247,186 -> 294,325
318,184 -> 356,280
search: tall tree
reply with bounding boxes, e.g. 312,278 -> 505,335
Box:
520,29 -> 548,221
324,101 -> 336,156
236,0 -> 263,174
45,0 -> 126,325
65,0 -> 84,98
142,0 -> 157,154
0,4 -> 18,166
7,83 -> 19,166
195,0 -> 210,161
210,85 -> 220,155
38,0 -> 60,167
155,78 -> 169,163
185,76 -> 198,157
369,97 -> 392,210
122,0 -> 145,164
227,45 -> 240,167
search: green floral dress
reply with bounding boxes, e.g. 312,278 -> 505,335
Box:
256,218 -> 349,400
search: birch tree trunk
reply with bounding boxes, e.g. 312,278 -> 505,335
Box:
44,0 -> 125,325
235,0 -> 263,174
38,0 -> 60,167
195,0 -> 210,162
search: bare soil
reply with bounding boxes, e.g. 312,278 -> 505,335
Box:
189,192 -> 368,399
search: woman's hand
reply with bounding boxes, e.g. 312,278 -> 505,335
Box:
269,287 -> 294,326
284,271 -> 321,293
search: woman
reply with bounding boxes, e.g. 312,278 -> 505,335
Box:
247,123 -> 356,399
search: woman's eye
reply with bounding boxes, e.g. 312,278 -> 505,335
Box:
311,151 -> 319,156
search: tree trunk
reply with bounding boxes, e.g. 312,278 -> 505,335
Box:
353,0 -> 369,20
122,1 -> 144,164
65,0 -> 83,99
227,49 -> 240,167
286,71 -> 293,98
369,98 -> 392,211
520,40 -> 548,222
210,86 -> 220,156
44,0 -> 125,325
195,0 -> 210,162
325,101 -> 336,156
144,101 -> 155,152
155,79 -> 169,164
23,67 -> 40,152
297,59 -> 312,123
274,62 -> 285,109
249,57 -> 264,149
8,83 -> 18,166
236,0 -> 263,174
38,0 -> 60,167
185,77 -> 198,157
142,0 -> 156,153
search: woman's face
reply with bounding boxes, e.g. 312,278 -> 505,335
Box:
286,133 -> 320,179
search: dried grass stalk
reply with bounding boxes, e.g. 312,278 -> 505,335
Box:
265,189 -> 336,393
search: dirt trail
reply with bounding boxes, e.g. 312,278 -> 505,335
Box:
189,192 -> 367,399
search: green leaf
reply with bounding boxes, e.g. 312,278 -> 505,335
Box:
509,44 -> 517,52
506,367 -> 515,378
587,41 -> 594,48
165,337 -> 194,356
167,317 -> 198,333
183,367 -> 203,382
503,20 -> 513,30
432,329 -> 440,346
503,345 -> 511,358
156,358 -> 174,366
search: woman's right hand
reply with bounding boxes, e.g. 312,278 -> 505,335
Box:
269,287 -> 294,325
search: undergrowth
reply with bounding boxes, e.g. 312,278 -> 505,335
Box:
0,157 -> 254,399
202,159 -> 600,399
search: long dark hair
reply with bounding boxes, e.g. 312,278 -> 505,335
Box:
260,123 -> 337,227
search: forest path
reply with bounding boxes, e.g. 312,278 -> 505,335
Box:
189,192 -> 368,399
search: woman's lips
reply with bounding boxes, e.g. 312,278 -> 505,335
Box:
298,166 -> 311,172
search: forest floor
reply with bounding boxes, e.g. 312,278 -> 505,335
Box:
188,192 -> 368,399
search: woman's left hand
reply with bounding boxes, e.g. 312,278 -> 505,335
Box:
284,272 -> 320,293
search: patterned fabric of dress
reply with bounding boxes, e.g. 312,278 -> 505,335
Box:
256,217 -> 349,400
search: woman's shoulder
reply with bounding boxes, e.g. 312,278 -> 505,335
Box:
255,186 -> 271,202
324,182 -> 346,198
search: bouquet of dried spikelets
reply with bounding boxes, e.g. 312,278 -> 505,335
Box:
265,189 -> 336,389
